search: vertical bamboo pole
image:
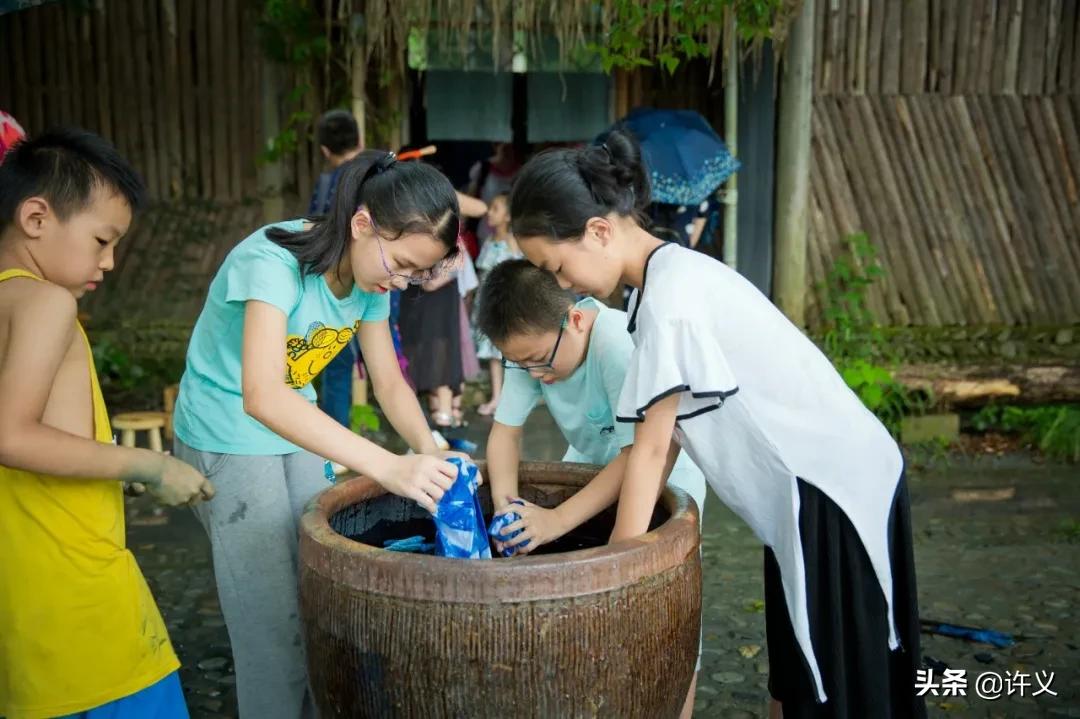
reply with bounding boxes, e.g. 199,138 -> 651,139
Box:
774,0 -> 816,326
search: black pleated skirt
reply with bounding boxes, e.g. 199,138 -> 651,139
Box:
764,474 -> 927,719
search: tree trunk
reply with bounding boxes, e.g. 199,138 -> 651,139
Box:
895,363 -> 1080,408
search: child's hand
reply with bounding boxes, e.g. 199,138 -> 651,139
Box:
378,454 -> 457,513
141,455 -> 216,507
493,497 -> 567,556
430,449 -> 483,486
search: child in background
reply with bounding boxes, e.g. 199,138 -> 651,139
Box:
473,194 -> 523,415
172,151 -> 470,717
478,259 -> 706,550
0,129 -> 213,719
506,131 -> 925,719
309,110 -> 364,431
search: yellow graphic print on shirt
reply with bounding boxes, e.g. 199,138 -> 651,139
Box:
285,320 -> 360,388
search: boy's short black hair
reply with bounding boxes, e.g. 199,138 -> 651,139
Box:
0,127 -> 145,232
317,110 -> 360,156
476,259 -> 576,345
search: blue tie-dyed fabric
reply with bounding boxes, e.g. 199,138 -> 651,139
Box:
487,499 -> 530,557
433,458 -> 492,559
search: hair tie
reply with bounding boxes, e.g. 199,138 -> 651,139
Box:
375,152 -> 397,173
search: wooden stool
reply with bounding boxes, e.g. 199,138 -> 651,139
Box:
162,383 -> 179,440
112,412 -> 168,452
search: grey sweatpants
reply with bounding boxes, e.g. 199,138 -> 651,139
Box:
174,438 -> 330,719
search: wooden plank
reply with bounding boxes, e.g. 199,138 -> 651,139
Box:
882,96 -> 966,324
1058,0 -> 1078,93
979,94 -> 1064,319
853,0 -> 870,93
1072,3 -> 1080,92
879,0 -> 901,94
158,0 -> 182,199
812,99 -> 879,319
61,4 -> 81,127
1044,0 -> 1064,94
1025,99 -> 1080,280
177,0 -> 197,197
825,0 -> 844,94
874,96 -> 957,323
996,96 -> 1074,322
810,99 -> 890,321
130,0 -> 160,199
1002,0 -> 1024,94
943,97 -> 1018,324
813,0 -> 827,92
1018,0 -> 1047,94
845,0 -> 861,93
975,0 -> 997,94
90,3 -> 113,140
3,16 -> 30,124
860,96 -> 942,324
955,96 -> 1035,322
937,0 -> 959,94
865,0 -> 886,93
1041,98 -> 1080,284
0,18 -> 11,109
990,0 -> 1012,92
901,0 -> 928,94
74,7 -> 96,133
951,1 -> 974,94
239,1 -> 260,198
147,0 -> 173,200
109,1 -> 137,161
225,0 -> 244,200
911,98 -> 998,323
968,95 -> 1052,318
25,9 -> 46,132
831,97 -> 912,323
194,0 -> 214,198
1054,95 -> 1080,209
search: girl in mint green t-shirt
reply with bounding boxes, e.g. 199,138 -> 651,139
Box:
173,151 -> 468,717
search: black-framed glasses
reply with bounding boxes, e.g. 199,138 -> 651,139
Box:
502,314 -> 567,373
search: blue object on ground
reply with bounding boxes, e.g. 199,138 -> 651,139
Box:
433,458 -> 492,559
488,499 -> 530,557
448,437 -> 479,454
920,620 -> 1015,648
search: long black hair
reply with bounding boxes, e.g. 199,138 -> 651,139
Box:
267,150 -> 459,276
508,130 -> 649,242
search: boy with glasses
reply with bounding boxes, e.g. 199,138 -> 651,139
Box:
475,259 -> 705,555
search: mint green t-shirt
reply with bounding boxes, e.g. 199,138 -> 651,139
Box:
174,220 -> 390,454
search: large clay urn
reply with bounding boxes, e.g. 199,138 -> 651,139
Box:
298,461 -> 701,718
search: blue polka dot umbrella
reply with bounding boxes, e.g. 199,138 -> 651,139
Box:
600,108 -> 740,206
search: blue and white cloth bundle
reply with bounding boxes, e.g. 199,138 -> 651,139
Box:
487,499 -> 530,557
433,457 -> 492,559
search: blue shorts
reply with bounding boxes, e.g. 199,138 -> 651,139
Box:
58,672 -> 189,719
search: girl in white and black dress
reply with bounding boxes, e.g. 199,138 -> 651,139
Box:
505,130 -> 926,719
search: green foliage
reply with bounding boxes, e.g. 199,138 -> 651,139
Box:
971,404 -> 1080,462
91,332 -> 186,413
351,403 -> 382,435
589,0 -> 787,74
819,234 -> 919,435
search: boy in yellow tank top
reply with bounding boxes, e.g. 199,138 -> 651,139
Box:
0,129 -> 215,719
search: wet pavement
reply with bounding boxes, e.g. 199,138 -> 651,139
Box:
126,409 -> 1080,718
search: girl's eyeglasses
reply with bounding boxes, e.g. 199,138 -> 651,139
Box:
363,210 -> 460,286
502,314 -> 567,373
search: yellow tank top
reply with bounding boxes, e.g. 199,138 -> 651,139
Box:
0,269 -> 178,719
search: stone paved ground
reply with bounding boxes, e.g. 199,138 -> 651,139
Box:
127,410 -> 1079,718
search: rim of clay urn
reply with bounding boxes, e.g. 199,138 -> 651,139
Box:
299,460 -> 701,602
